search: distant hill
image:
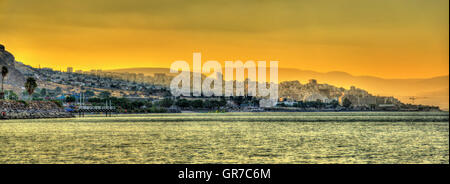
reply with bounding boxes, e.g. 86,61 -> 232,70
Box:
109,68 -> 174,76
108,67 -> 449,110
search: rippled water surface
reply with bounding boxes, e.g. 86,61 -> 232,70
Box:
0,112 -> 448,164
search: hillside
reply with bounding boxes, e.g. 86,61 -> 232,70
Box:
0,44 -> 26,88
108,67 -> 449,110
3,43 -> 447,110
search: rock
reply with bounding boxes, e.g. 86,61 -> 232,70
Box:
0,44 -> 26,88
1,100 -> 75,119
0,45 -> 15,67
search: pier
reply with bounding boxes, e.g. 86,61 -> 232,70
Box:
75,106 -> 117,117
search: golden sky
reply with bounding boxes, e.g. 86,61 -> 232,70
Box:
0,0 -> 448,79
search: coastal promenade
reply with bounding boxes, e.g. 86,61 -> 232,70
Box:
0,100 -> 74,119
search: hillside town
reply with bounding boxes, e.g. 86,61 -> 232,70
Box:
0,44 -> 442,117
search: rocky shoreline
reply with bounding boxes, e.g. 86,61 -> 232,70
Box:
1,112 -> 74,119
1,100 -> 74,120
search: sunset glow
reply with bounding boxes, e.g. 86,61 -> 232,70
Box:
0,0 -> 448,79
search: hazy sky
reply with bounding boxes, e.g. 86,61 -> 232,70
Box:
0,0 -> 448,79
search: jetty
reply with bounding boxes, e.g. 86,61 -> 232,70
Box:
75,105 -> 117,117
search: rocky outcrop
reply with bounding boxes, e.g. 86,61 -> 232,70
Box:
0,44 -> 26,88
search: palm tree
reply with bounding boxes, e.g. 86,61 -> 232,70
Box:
1,66 -> 8,99
25,77 -> 37,100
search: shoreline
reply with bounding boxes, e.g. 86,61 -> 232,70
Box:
1,112 -> 74,120
2,111 -> 448,122
2,110 -> 448,120
1,100 -> 75,120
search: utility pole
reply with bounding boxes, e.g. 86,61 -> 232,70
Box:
409,96 -> 427,104
409,96 -> 417,104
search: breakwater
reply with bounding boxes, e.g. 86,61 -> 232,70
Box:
0,100 -> 74,119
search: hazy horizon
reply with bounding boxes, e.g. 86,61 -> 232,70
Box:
106,66 -> 449,80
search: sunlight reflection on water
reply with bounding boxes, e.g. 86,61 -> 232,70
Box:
0,112 -> 448,164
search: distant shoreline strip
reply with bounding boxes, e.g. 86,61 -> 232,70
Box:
11,115 -> 447,122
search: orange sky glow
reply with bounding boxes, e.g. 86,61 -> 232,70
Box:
0,0 -> 448,79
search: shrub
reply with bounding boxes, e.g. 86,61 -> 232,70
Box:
51,100 -> 63,108
17,100 -> 28,106
159,98 -> 174,108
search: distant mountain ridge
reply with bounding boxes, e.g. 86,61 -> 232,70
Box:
108,67 -> 449,110
109,68 -> 173,76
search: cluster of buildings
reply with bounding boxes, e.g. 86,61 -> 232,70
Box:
14,63 -> 440,112
67,68 -> 172,86
278,79 -> 406,110
34,67 -> 172,99
3,44 -> 441,112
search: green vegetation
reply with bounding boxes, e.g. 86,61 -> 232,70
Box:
2,90 -> 18,100
17,100 -> 27,105
280,100 -> 341,109
343,98 -> 352,108
173,98 -> 227,109
87,97 -> 166,113
191,100 -> 204,108
51,100 -> 63,108
81,96 -> 230,113
159,98 -> 173,108
24,77 -> 37,100
175,99 -> 190,108
0,65 -> 8,99
40,88 -> 47,97
65,96 -> 76,103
